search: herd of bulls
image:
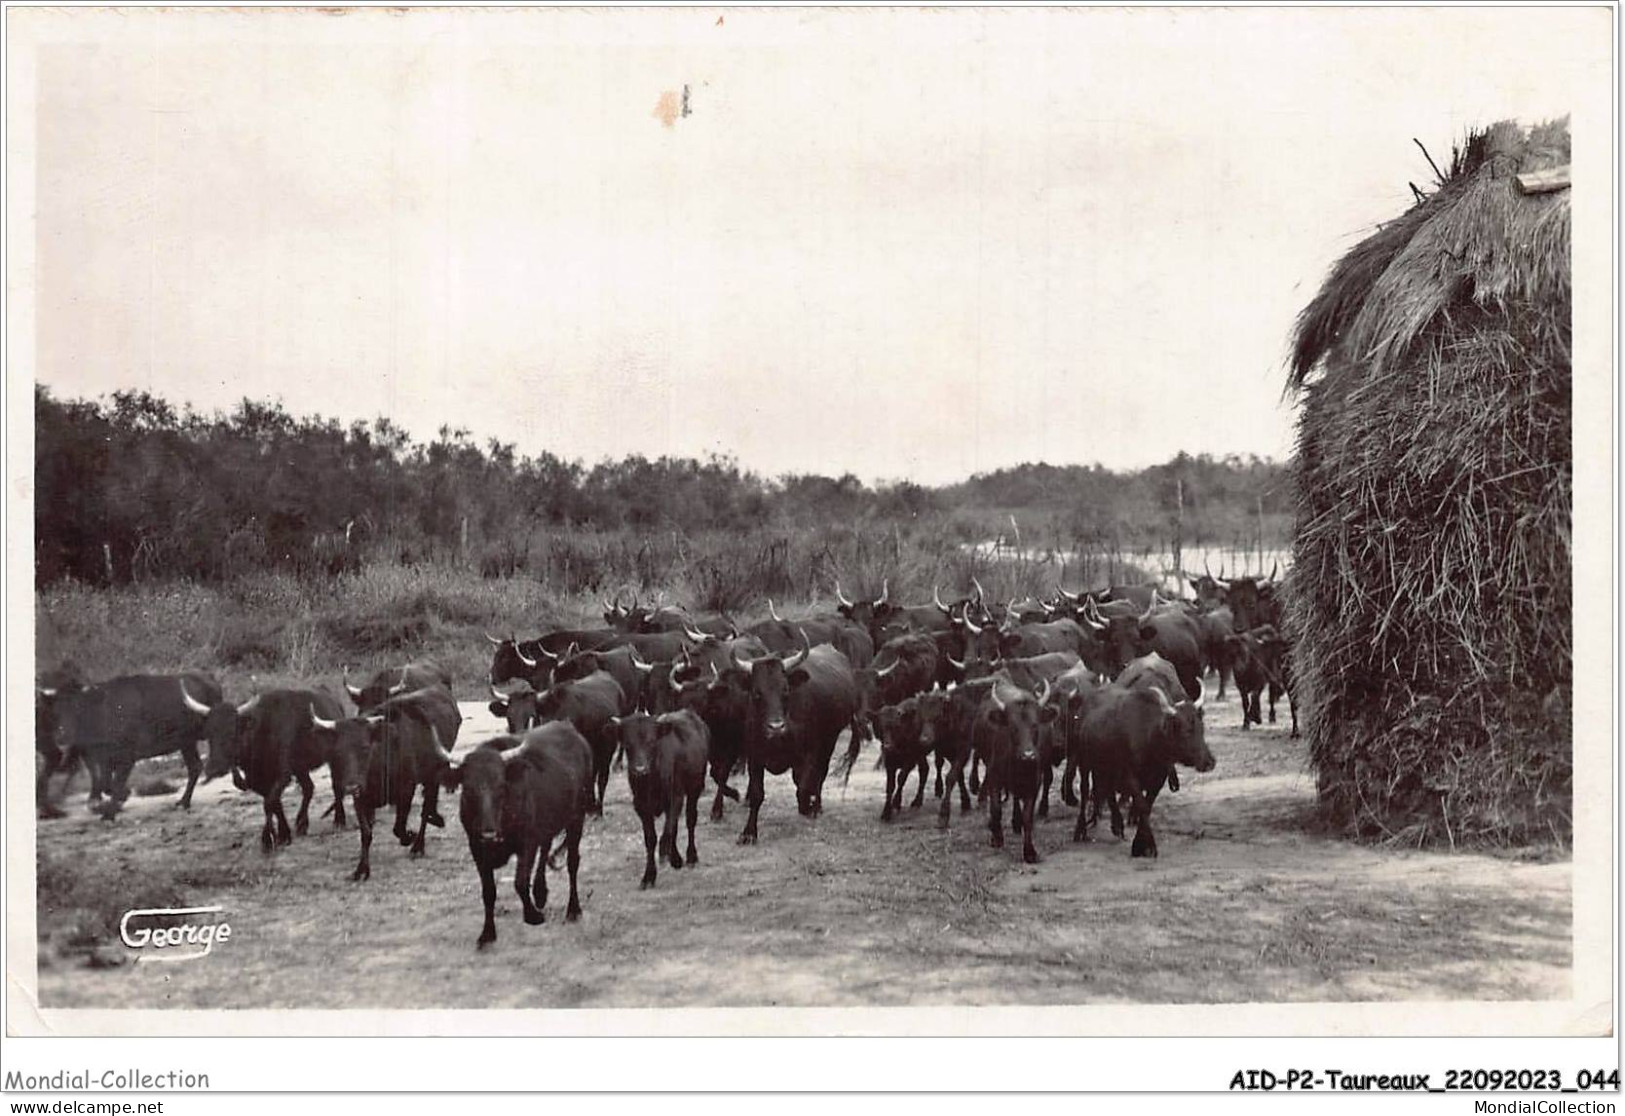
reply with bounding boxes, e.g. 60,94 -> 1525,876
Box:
34,567 -> 1296,950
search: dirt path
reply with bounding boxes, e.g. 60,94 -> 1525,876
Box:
33,695 -> 1570,1008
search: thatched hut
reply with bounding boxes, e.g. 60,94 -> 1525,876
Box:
1286,118 -> 1571,846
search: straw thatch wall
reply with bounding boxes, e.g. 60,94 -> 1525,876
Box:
1287,119 -> 1571,847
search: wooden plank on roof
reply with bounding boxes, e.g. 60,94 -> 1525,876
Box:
1516,166 -> 1571,194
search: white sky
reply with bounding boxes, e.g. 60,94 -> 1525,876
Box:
18,6 -> 1609,485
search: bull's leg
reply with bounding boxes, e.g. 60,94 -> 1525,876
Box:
1288,693 -> 1300,739
1072,776 -> 1093,843
422,780 -> 445,829
36,751 -> 68,819
594,747 -> 611,817
395,782 -> 416,846
515,840 -> 544,924
1267,681 -> 1280,724
968,754 -> 982,798
1129,786 -> 1157,859
329,769 -> 347,828
1107,784 -> 1125,839
352,796 -> 374,881
1061,752 -> 1079,807
710,781 -> 729,822
475,854 -> 499,948
293,772 -> 315,836
881,758 -> 899,822
98,761 -> 135,820
177,744 -> 202,809
911,757 -> 928,809
933,753 -> 945,798
738,760 -> 766,845
411,780 -> 432,858
269,776 -> 295,846
809,748 -> 834,816
663,789 -> 685,871
639,808 -> 659,888
684,789 -> 700,866
987,772 -> 1005,849
1038,763 -> 1052,820
1021,792 -> 1040,864
564,821 -> 584,921
260,797 -> 278,851
938,754 -> 967,827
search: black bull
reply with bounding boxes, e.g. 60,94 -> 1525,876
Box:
49,673 -> 240,819
442,723 -> 593,949
318,686 -> 463,881
709,641 -> 859,845
204,687 -> 350,848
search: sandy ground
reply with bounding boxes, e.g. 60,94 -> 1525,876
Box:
33,691 -> 1571,1008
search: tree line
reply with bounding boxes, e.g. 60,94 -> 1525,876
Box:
34,386 -> 1290,588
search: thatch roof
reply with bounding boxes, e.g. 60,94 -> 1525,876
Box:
1291,118 -> 1570,388
1285,118 -> 1571,846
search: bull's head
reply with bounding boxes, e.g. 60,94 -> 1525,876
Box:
488,682 -> 542,734
185,684 -> 261,782
741,629 -> 812,742
484,634 -> 546,689
441,737 -> 521,845
1153,680 -> 1213,773
987,680 -> 1057,766
875,697 -> 922,761
309,704 -> 387,797
607,712 -> 661,781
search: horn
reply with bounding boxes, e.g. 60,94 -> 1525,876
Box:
669,667 -> 687,695
683,622 -> 710,643
533,644 -> 556,663
629,648 -> 654,674
235,693 -> 261,717
710,662 -> 721,683
1041,601 -> 1056,616
1035,679 -> 1051,706
1269,559 -> 1279,582
783,627 -> 812,671
873,658 -> 898,679
37,687 -> 56,698
946,654 -> 966,672
1153,687 -> 1177,716
963,614 -> 983,635
990,685 -> 1007,712
342,665 -> 363,701
679,646 -> 692,666
1193,676 -> 1206,711
934,585 -> 952,614
564,642 -> 579,660
365,713 -> 385,726
490,684 -> 508,703
768,599 -> 783,623
875,578 -> 889,606
1213,576 -> 1230,591
1204,556 -> 1213,578
178,680 -> 212,716
388,668 -> 408,695
834,580 -> 854,608
972,576 -> 986,603
310,705 -> 337,731
516,641 -> 539,667
1081,608 -> 1106,632
485,632 -> 503,646
1056,585 -> 1080,603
